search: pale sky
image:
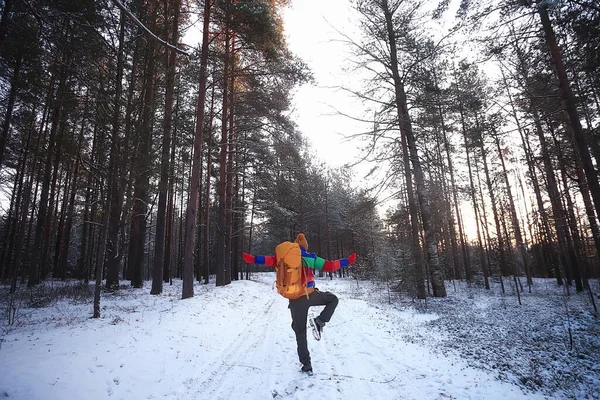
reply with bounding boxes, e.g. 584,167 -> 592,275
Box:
282,0 -> 369,171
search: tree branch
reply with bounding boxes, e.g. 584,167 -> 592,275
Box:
110,0 -> 189,57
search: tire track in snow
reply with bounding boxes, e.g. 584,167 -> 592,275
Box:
319,297 -> 539,400
302,309 -> 351,399
314,300 -> 403,399
177,296 -> 278,400
271,298 -> 401,399
270,309 -> 343,400
331,298 -> 461,400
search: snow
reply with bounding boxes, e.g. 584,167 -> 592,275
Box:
1,274 -> 598,399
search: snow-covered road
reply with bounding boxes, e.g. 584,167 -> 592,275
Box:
0,275 -> 548,399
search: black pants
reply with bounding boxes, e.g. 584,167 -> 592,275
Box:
288,289 -> 339,366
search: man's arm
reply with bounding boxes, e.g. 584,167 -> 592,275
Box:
301,249 -> 356,272
242,253 -> 276,267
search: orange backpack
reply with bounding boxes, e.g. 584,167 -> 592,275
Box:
274,241 -> 309,299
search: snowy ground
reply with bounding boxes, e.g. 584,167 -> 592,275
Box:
0,274 -> 598,400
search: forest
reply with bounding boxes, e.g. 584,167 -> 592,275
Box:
0,0 -> 599,317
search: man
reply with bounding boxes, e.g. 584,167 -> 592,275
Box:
242,233 -> 356,374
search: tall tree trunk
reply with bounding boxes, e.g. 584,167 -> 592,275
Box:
434,78 -> 469,280
498,198 -> 523,303
225,43 -> 236,284
509,39 -> 561,281
0,153 -> 18,276
182,0 -> 212,298
479,133 -> 510,282
433,121 -> 459,281
0,0 -> 13,51
465,138 -> 485,284
28,60 -> 69,286
119,36 -> 141,283
5,105 -> 35,288
381,1 -> 430,298
0,53 -> 22,167
24,148 -> 42,273
53,162 -> 71,279
552,134 -> 585,292
128,7 -> 158,288
492,130 -> 532,288
9,174 -> 32,293
106,12 -> 127,289
232,149 -> 240,281
474,161 -> 494,286
4,86 -> 49,277
564,72 -> 600,261
177,149 -> 187,279
41,121 -> 65,280
78,118 -> 100,283
572,148 -> 600,260
0,113 -> 30,276
56,162 -> 79,279
203,84 -> 216,285
239,130 -> 249,281
531,106 -> 577,289
247,184 -> 256,259
538,3 -> 600,221
57,90 -> 89,280
93,191 -> 110,318
455,96 -> 480,284
164,78 -> 180,283
216,23 -> 231,288
152,0 -> 181,295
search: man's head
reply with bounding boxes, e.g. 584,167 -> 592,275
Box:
295,233 -> 308,250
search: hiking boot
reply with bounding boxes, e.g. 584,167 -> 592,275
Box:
310,316 -> 325,340
315,316 -> 325,331
301,363 -> 313,374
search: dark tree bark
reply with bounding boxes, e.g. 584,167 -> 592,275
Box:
57,89 -> 89,280
0,119 -> 28,276
492,131 -> 532,288
119,35 -> 141,283
474,159 -> 494,285
128,7 -> 158,289
77,123 -> 98,283
152,0 -> 181,295
433,70 -> 470,280
93,190 -> 110,318
5,105 -> 36,289
52,159 -> 70,279
28,59 -> 69,286
41,120 -> 65,280
216,23 -> 231,288
509,41 -> 563,282
552,132 -> 585,292
0,53 -> 22,167
381,0 -> 430,298
105,12 -> 126,289
182,0 -> 212,298
164,80 -> 179,283
4,89 -> 48,277
532,106 -> 579,290
456,96 -> 480,284
479,130 -> 510,279
538,3 -> 600,222
225,45 -> 235,284
203,84 -> 216,285
0,0 -> 13,51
